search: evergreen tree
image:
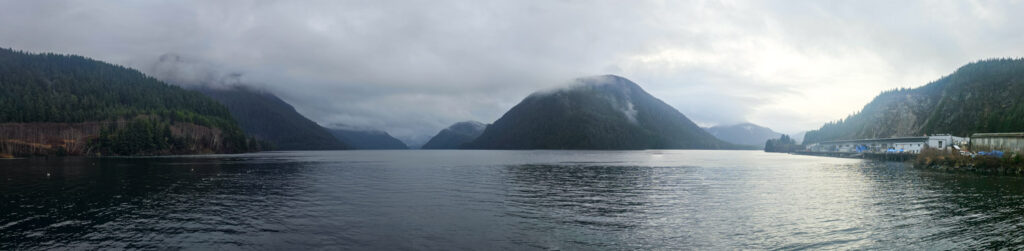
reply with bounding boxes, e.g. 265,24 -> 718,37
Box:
0,48 -> 268,155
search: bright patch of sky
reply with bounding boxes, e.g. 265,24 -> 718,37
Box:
1,0 -> 1022,143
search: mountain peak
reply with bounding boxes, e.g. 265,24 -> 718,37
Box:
530,75 -> 643,98
468,75 -> 732,149
569,74 -> 642,91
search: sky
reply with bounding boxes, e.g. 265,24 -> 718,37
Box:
2,0 -> 1023,146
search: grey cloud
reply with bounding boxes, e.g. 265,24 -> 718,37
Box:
147,53 -> 246,88
2,0 -> 1024,139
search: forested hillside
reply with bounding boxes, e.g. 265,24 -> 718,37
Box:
467,75 -> 734,149
197,86 -> 348,150
327,127 -> 408,149
0,48 -> 263,156
804,58 -> 1024,144
422,121 -> 487,149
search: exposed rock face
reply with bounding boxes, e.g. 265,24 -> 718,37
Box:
466,75 -> 733,150
0,48 -> 260,156
0,120 -> 233,156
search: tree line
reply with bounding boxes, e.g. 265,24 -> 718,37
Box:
0,48 -> 269,156
765,134 -> 799,153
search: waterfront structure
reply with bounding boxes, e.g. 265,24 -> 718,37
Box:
805,134 -> 967,154
927,134 -> 968,151
971,133 -> 1024,153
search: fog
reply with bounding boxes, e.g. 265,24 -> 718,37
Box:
2,0 -> 1023,145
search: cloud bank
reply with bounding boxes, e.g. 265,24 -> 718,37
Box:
2,0 -> 1023,143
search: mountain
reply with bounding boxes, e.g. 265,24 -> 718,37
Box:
196,86 -> 348,150
327,127 -> 408,149
422,121 -> 487,149
0,48 -> 262,156
789,131 -> 806,145
704,123 -> 783,148
400,135 -> 432,149
466,75 -> 734,149
804,58 -> 1024,144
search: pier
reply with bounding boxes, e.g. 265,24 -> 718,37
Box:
795,151 -> 917,161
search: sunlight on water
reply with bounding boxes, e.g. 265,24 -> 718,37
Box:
3,150 -> 1024,249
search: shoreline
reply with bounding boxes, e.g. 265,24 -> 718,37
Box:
794,150 -> 1024,176
793,151 -> 917,161
915,163 -> 1024,175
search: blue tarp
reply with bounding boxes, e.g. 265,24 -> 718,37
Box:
978,151 -> 1005,158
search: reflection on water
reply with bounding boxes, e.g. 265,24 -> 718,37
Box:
0,156 -> 310,249
3,150 -> 1024,249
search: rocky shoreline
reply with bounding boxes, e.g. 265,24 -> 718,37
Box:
916,163 -> 1024,175
913,149 -> 1024,175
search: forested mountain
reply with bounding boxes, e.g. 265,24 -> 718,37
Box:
804,58 -> 1024,144
326,127 -> 408,149
422,121 -> 487,149
0,48 -> 263,156
197,86 -> 348,150
466,75 -> 734,149
704,123 -> 782,148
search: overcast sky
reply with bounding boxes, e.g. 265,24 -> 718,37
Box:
2,0 -> 1023,145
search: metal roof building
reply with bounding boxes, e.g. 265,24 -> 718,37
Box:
806,135 -> 966,154
971,133 -> 1024,153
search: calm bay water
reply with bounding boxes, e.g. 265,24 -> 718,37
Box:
3,150 -> 1024,249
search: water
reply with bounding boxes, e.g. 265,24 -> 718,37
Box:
3,150 -> 1024,249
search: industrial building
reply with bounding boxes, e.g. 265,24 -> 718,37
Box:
971,133 -> 1024,153
805,134 -> 967,154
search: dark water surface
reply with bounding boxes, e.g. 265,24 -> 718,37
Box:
4,150 -> 1024,249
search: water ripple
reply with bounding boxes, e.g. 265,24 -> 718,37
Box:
3,151 -> 1024,249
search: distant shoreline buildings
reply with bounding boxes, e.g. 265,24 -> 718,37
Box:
805,134 -> 967,154
802,133 -> 1024,155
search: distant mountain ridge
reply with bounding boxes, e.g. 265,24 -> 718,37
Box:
804,58 -> 1024,144
327,127 -> 408,149
196,85 -> 349,150
466,75 -> 734,149
704,123 -> 783,148
422,121 -> 487,149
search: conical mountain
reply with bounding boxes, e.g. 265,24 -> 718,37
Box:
466,75 -> 732,149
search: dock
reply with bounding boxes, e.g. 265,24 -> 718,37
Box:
795,151 -> 917,161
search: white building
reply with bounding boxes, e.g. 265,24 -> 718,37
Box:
806,134 -> 967,154
928,134 -> 968,150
